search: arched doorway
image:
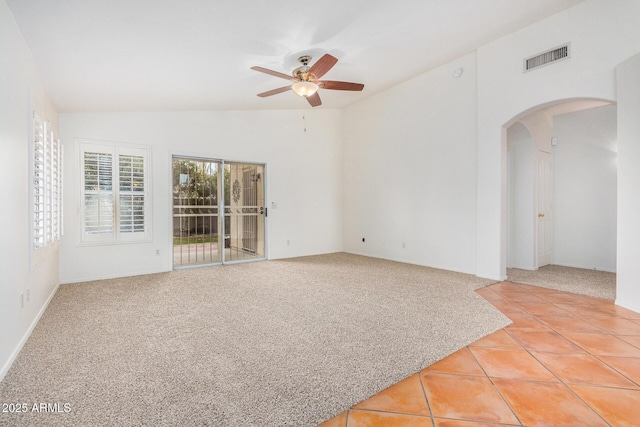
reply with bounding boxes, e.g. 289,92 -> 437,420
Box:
505,99 -> 617,274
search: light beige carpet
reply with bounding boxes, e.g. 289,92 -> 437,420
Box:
507,265 -> 616,300
0,253 -> 509,426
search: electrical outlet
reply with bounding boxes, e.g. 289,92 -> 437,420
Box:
402,242 -> 406,249
287,240 -> 290,246
155,249 -> 160,256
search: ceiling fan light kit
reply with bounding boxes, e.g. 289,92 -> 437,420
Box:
251,54 -> 364,107
292,81 -> 319,97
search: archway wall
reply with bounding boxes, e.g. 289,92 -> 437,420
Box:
475,0 -> 640,280
552,105 -> 617,273
506,122 -> 535,270
616,53 -> 640,312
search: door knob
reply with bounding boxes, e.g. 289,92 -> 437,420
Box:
538,213 -> 545,218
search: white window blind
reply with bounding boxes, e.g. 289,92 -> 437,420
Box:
33,112 -> 63,252
33,114 -> 46,248
118,154 -> 145,233
79,141 -> 150,243
83,151 -> 114,235
51,129 -> 63,242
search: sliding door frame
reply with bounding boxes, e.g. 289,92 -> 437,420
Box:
170,153 -> 268,269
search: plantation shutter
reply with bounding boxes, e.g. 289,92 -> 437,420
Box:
80,140 -> 150,243
31,107 -> 64,267
44,122 -> 53,243
118,154 -> 145,233
50,130 -> 59,241
83,150 -> 114,237
33,113 -> 46,248
55,141 -> 64,240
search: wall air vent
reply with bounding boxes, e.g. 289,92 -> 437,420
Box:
524,43 -> 570,72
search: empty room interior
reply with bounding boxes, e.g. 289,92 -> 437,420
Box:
2,0 -> 640,426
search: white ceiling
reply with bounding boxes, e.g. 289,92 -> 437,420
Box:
7,0 -> 584,112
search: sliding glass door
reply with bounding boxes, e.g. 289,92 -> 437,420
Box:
225,162 -> 265,262
172,157 -> 265,268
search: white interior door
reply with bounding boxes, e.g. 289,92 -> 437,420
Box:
537,150 -> 553,267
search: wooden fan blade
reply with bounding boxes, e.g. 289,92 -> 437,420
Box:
308,54 -> 338,80
257,86 -> 292,98
250,66 -> 294,81
319,80 -> 364,91
306,92 -> 322,107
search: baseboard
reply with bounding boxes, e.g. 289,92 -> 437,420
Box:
615,299 -> 640,314
506,266 -> 537,271
0,282 -> 60,383
60,268 -> 172,285
478,273 -> 508,282
342,250 -> 477,276
551,262 -> 617,273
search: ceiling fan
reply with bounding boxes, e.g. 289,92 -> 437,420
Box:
250,54 -> 364,107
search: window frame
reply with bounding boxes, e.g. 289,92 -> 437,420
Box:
77,139 -> 152,245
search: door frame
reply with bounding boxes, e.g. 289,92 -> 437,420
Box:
223,160 -> 268,265
504,98 -> 615,276
169,153 -> 268,268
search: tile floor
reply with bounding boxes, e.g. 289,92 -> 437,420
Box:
319,281 -> 640,427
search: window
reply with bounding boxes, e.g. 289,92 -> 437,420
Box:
118,154 -> 146,233
33,113 -> 46,248
32,110 -> 63,265
79,140 -> 151,244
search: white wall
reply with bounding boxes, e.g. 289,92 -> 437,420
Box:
59,110 -> 343,283
507,123 -> 535,269
0,0 -> 59,380
342,53 -> 478,274
476,0 -> 640,280
552,105 -> 617,272
616,53 -> 640,312
5,0 -> 640,383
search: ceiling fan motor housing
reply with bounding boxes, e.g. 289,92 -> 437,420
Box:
293,55 -> 313,80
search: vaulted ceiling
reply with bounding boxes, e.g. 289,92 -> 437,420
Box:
7,0 -> 584,112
